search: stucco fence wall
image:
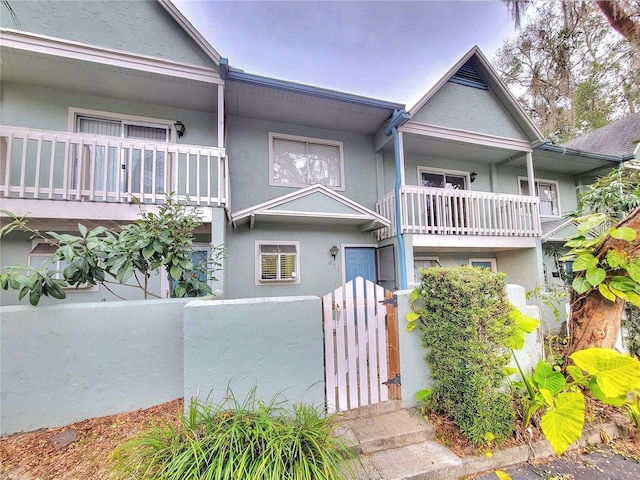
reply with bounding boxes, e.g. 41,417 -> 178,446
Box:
1,296 -> 325,436
1,287 -> 540,436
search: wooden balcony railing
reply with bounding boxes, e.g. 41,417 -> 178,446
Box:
0,126 -> 228,207
376,186 -> 542,240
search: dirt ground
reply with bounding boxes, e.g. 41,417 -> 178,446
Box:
1,397 -> 638,480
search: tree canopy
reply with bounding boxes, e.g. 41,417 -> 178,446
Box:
496,1 -> 640,142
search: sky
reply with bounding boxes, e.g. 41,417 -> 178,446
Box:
173,0 -> 518,109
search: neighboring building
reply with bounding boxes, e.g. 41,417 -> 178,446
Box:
0,1 -> 628,308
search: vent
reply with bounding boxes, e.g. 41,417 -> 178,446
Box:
448,60 -> 488,90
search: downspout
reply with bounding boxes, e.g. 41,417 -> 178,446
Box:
384,109 -> 409,289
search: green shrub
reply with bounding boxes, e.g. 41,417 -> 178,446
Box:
110,389 -> 357,480
409,266 -> 516,445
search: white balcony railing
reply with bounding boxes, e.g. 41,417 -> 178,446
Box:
0,126 -> 228,207
376,186 -> 542,240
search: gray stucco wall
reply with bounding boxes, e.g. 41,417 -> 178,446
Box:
183,296 -> 325,408
411,82 -> 528,140
1,82 -> 218,147
226,116 -> 379,212
225,222 -> 378,299
1,299 -> 188,435
1,1 -> 215,68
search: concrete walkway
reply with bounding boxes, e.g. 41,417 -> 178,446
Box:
338,401 -> 632,480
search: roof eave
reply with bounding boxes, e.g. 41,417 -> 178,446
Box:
220,58 -> 405,112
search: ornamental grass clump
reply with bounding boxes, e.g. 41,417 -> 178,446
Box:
109,389 -> 357,480
408,266 -> 517,445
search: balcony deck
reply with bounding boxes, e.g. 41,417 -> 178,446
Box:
0,126 -> 228,215
376,186 -> 542,241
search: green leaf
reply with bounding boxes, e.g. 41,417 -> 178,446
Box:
503,367 -> 519,376
627,260 -> 640,284
29,287 -> 41,306
506,308 -> 540,349
78,223 -> 88,238
606,250 -> 627,269
169,265 -> 182,281
406,323 -> 416,332
142,244 -> 155,260
598,283 -> 616,302
625,291 -> 640,308
533,361 -> 566,395
566,365 -> 585,383
576,214 -> 607,233
570,348 -> 640,398
610,227 -> 637,242
572,276 -> 591,294
585,267 -> 606,287
540,388 -> 554,406
588,378 -> 627,407
410,289 -> 420,303
540,391 -> 585,455
573,253 -> 598,272
415,388 -> 432,403
406,311 -> 421,323
609,276 -> 638,292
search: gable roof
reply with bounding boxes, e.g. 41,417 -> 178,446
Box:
157,0 -> 222,66
230,184 -> 391,231
561,112 -> 640,158
408,46 -> 545,144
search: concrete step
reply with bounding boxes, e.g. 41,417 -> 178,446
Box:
354,440 -> 463,480
343,408 -> 435,454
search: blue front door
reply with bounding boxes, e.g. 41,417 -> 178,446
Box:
345,247 -> 376,283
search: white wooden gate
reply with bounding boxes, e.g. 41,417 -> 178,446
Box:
322,276 -> 399,412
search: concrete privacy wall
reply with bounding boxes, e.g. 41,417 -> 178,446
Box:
397,284 -> 542,409
183,296 -> 325,408
1,299 -> 188,435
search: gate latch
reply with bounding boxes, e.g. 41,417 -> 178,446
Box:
382,373 -> 401,386
379,296 -> 397,307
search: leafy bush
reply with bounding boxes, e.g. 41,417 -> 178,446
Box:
110,390 -> 357,480
407,266 -> 517,445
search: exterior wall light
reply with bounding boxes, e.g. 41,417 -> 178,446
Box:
174,121 -> 186,138
470,171 -> 477,183
330,245 -> 339,260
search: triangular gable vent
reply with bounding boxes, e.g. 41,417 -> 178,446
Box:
448,60 -> 488,90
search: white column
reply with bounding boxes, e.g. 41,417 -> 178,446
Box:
217,84 -> 224,148
526,151 -> 535,196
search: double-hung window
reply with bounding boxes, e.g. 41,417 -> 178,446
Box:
256,241 -> 300,284
269,133 -> 344,190
519,178 -> 560,216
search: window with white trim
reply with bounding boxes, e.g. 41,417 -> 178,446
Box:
519,178 -> 560,216
414,257 -> 440,282
469,258 -> 497,272
256,241 -> 300,284
71,109 -> 173,196
28,241 -> 98,291
418,167 -> 469,190
269,133 -> 344,190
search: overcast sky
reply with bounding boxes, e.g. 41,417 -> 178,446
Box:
173,0 -> 517,108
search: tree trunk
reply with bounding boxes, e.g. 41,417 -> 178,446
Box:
596,1 -> 640,53
566,206 -> 640,357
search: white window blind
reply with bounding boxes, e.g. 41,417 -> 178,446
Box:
259,244 -> 298,282
271,135 -> 343,188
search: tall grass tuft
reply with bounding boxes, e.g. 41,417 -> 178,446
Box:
109,388 -> 358,480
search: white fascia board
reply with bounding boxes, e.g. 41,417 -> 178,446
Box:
230,184 -> 390,226
0,29 -> 223,85
411,234 -> 538,249
157,0 -> 222,64
400,121 -> 533,152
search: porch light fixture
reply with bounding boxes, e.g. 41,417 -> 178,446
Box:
330,245 -> 339,260
470,171 -> 477,183
174,120 -> 186,138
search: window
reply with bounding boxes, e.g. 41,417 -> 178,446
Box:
71,109 -> 173,197
418,167 -> 469,190
469,258 -> 497,272
519,178 -> 560,216
28,241 -> 98,291
269,133 -> 344,190
414,257 -> 440,282
256,241 -> 300,284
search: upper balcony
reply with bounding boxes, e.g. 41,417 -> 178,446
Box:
376,185 -> 541,241
0,126 -> 228,221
